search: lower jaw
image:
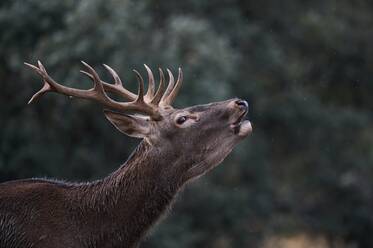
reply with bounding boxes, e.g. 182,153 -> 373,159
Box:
231,120 -> 252,137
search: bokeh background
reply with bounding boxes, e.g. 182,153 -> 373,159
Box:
1,0 -> 373,247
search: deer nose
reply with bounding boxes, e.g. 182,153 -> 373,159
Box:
234,99 -> 248,111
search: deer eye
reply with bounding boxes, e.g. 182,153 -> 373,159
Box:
176,116 -> 188,125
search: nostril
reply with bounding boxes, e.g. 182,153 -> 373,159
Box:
235,99 -> 248,109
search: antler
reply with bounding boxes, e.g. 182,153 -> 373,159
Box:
160,68 -> 183,106
25,61 -> 183,119
79,64 -> 137,101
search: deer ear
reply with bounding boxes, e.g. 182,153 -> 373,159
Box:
104,110 -> 150,138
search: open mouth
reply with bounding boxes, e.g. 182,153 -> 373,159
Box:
230,110 -> 252,137
232,110 -> 248,126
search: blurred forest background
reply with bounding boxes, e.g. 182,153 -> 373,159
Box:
1,0 -> 372,247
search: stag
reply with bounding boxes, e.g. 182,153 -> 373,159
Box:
0,61 -> 252,248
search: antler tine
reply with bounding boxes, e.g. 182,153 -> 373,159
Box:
160,69 -> 175,106
102,64 -> 137,101
80,70 -> 93,79
151,68 -> 166,105
81,61 -> 105,94
25,62 -> 52,104
133,70 -> 145,103
163,67 -> 183,105
144,64 -> 155,102
130,69 -> 163,119
37,61 -> 47,73
103,64 -> 123,86
25,61 -> 65,104
80,65 -> 137,101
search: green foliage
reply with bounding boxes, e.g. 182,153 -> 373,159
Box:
1,0 -> 372,247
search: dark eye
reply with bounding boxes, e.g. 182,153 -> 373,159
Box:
176,116 -> 188,125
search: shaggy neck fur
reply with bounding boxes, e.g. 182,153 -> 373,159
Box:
71,141 -> 186,248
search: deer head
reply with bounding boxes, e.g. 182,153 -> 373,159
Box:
25,61 -> 252,181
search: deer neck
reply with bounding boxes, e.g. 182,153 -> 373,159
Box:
79,141 -> 186,246
107,140 -> 185,196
